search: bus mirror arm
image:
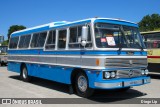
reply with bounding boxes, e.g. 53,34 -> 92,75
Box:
81,26 -> 88,47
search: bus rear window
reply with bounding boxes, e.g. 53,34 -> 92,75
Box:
9,37 -> 19,49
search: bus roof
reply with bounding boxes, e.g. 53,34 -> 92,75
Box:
140,30 -> 160,35
11,18 -> 138,37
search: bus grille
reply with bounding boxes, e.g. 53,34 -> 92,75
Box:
105,58 -> 147,68
116,69 -> 142,78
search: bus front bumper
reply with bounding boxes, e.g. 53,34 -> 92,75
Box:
94,76 -> 150,89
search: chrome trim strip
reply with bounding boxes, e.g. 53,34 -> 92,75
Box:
8,60 -> 105,70
8,54 -> 147,58
94,78 -> 150,88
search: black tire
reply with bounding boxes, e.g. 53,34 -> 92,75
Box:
75,72 -> 94,98
20,65 -> 31,82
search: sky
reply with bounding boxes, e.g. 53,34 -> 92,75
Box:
0,0 -> 160,40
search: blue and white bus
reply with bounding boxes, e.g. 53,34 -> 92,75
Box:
8,18 -> 150,97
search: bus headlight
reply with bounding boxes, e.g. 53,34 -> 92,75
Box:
144,69 -> 149,75
141,70 -> 145,75
111,71 -> 116,78
104,72 -> 110,79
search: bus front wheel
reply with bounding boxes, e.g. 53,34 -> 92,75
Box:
75,72 -> 94,98
20,65 -> 31,82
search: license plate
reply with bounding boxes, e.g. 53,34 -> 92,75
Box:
124,80 -> 143,86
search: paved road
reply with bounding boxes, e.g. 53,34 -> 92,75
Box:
0,67 -> 160,106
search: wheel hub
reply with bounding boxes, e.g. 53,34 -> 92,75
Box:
78,75 -> 87,92
22,68 -> 27,79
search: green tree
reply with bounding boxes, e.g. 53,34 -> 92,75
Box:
138,13 -> 160,32
7,25 -> 26,39
1,40 -> 9,46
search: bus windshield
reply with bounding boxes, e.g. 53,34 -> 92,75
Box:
94,23 -> 145,49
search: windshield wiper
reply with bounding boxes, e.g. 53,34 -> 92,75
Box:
117,30 -> 122,54
138,43 -> 144,51
117,43 -> 122,54
119,44 -> 122,51
120,26 -> 130,48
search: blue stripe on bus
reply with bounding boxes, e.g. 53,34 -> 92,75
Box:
8,50 -> 147,55
94,19 -> 138,27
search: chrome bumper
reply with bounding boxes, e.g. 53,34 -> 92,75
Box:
94,77 -> 150,89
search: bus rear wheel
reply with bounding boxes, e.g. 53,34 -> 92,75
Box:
75,72 -> 94,98
20,65 -> 31,82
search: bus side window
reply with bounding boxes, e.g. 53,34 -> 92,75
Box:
31,32 -> 47,48
24,35 -> 31,48
9,37 -> 19,49
31,33 -> 39,48
19,35 -> 31,48
69,25 -> 92,49
45,30 -> 56,49
58,30 -> 67,49
38,32 -> 47,47
19,36 -> 25,48
69,27 -> 80,48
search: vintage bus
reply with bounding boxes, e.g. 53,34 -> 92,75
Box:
8,18 -> 150,97
141,30 -> 160,72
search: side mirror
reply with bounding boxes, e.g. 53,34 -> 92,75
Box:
81,26 -> 88,47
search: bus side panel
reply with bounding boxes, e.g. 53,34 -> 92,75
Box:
55,66 -> 73,84
148,49 -> 160,63
28,64 -> 72,84
26,63 -> 38,77
8,62 -> 21,73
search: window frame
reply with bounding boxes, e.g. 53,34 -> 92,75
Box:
68,26 -> 82,49
68,24 -> 93,50
30,31 -> 48,49
45,30 -> 56,50
8,36 -> 20,49
18,34 -> 31,49
57,29 -> 67,50
8,23 -> 93,51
